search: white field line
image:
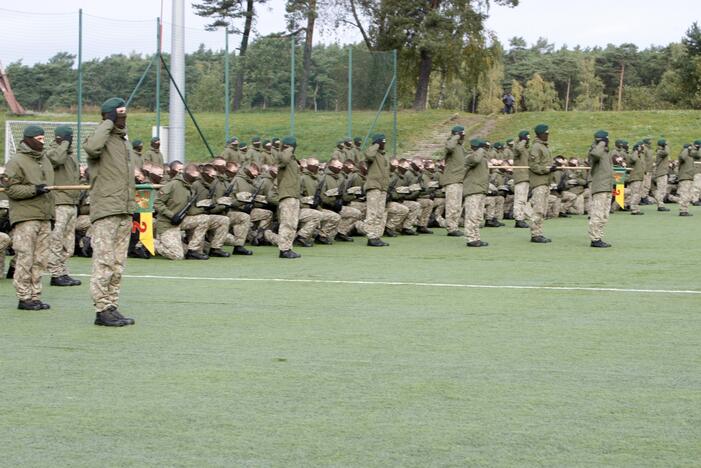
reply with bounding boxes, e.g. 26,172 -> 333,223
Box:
70,274 -> 701,295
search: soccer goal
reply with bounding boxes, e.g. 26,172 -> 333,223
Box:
4,120 -> 99,163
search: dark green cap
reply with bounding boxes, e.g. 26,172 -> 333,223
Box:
251,136 -> 261,143
262,139 -> 271,146
506,138 -> 514,144
239,141 -> 248,149
23,125 -> 45,138
657,139 -> 666,146
642,138 -> 651,144
494,142 -> 504,149
371,133 -> 385,143
354,137 -> 362,144
518,130 -> 529,139
282,136 -> 297,146
621,140 -> 628,146
469,138 -> 481,147
451,125 -> 465,133
694,139 -> 701,146
594,130 -> 608,140
132,139 -> 143,148
534,124 -> 549,135
614,139 -> 623,146
336,140 -> 344,146
100,97 -> 126,113
54,125 -> 73,139
151,136 -> 160,143
683,143 -> 690,148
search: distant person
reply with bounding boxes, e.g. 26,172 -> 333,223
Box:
502,92 -> 515,114
144,136 -> 165,166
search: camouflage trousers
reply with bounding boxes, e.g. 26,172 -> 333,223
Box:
277,197 -> 301,251
358,189 -> 386,240
225,211 -> 251,247
0,231 -> 10,276
416,198 -> 434,227
513,181 -> 529,221
156,214 -> 210,260
463,194 -> 486,242
443,183 -> 463,232
692,173 -> 701,203
91,214 -> 131,312
431,196 -> 445,221
48,204 -> 77,277
503,195 -> 514,219
75,214 -> 92,235
547,194 -> 561,219
250,208 -> 273,230
205,214 -> 230,249
588,192 -> 611,241
385,202 -> 410,231
11,220 -> 50,301
583,188 -> 592,214
337,206 -> 363,236
678,180 -> 693,213
401,200 -> 421,229
563,191 -> 585,215
654,175 -> 668,207
485,195 -> 504,220
528,185 -> 549,237
349,201 -> 367,218
316,208 -> 341,239
627,181 -> 643,213
642,172 -> 653,197
297,208 -> 321,241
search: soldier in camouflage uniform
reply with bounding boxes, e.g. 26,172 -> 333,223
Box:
409,157 -> 435,233
654,139 -> 671,211
319,159 -> 362,242
299,157 -> 341,244
625,143 -> 646,215
0,167 -> 11,277
230,163 -> 273,246
5,125 -> 54,310
676,142 -> 697,216
463,139 -> 489,247
441,126 -> 467,236
528,124 -> 555,243
588,130 -> 614,248
274,136 -> 303,258
388,160 -> 420,235
130,140 -> 144,169
691,140 -> 701,206
512,130 -> 531,228
190,164 -> 232,257
144,136 -> 165,166
384,159 -> 412,237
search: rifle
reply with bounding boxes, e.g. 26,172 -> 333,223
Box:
386,175 -> 399,202
243,181 -> 265,214
172,191 -> 198,226
334,176 -> 349,212
311,176 -> 326,209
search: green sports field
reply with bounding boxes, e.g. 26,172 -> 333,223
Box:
1,204 -> 700,466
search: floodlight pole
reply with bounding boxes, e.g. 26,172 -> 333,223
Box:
290,34 -> 296,136
156,17 -> 162,138
224,28 -> 230,143
392,49 -> 397,157
77,8 -> 83,161
347,47 -> 352,138
168,0 -> 186,163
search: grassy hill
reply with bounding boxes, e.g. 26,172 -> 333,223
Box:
1,110 -> 457,162
484,110 -> 701,158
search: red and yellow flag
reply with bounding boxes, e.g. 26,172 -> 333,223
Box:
612,168 -> 626,208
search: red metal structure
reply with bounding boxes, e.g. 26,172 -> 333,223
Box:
0,61 -> 27,115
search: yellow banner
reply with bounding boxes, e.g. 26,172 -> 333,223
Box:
613,184 -> 625,208
136,212 -> 155,255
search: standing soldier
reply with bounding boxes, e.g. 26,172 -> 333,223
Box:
692,140 -> 701,206
331,141 -> 345,161
588,131 -> 613,247
654,139 -> 670,211
359,134 -> 390,247
352,137 -> 363,164
46,125 -> 81,287
144,136 -> 165,166
626,142 -> 646,215
512,130 -> 530,228
441,126 -> 467,236
528,124 -> 554,243
641,138 -> 654,204
0,167 -> 11,277
130,140 -> 144,169
676,142 -> 696,216
276,136 -> 302,258
5,125 -> 54,310
83,97 -> 136,326
463,139 -> 489,247
221,137 -> 241,163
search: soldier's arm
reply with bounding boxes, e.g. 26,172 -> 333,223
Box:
278,148 -> 295,167
589,141 -> 606,161
5,161 -> 39,200
83,120 -> 113,159
364,145 -> 379,162
154,184 -> 174,219
528,147 -> 550,174
464,152 -> 481,168
45,141 -> 70,168
445,135 -> 460,152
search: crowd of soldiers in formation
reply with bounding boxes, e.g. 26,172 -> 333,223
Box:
1,96 -> 700,325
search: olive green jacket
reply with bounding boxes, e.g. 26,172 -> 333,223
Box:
587,141 -> 613,195
654,146 -> 670,179
5,142 -> 55,225
154,174 -> 193,233
513,140 -> 530,184
463,147 -> 489,196
144,148 -> 165,166
528,138 -> 552,188
191,178 -> 226,215
221,147 -> 241,164
276,147 -> 301,200
83,120 -> 136,222
364,143 -> 390,192
300,171 -> 321,206
46,140 -> 80,206
130,148 -> 144,169
320,169 -> 345,207
625,150 -> 645,183
677,147 -> 696,181
440,135 -> 466,186
644,145 -> 655,172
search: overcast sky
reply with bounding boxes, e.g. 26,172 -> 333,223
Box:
1,0 -> 698,66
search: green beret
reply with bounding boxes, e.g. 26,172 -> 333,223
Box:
506,138 -> 514,144
54,125 -> 73,139
518,130 -> 530,139
683,143 -> 690,148
272,137 -> 280,143
251,136 -> 261,143
353,137 -> 362,143
614,139 -> 623,146
100,97 -> 126,113
594,130 -> 609,140
694,139 -> 701,146
262,139 -> 271,146
493,142 -> 504,149
534,124 -> 549,135
371,133 -> 385,143
282,136 -> 297,146
23,125 -> 45,138
132,139 -> 143,148
621,140 -> 628,146
151,136 -> 160,143
239,141 -> 248,149
469,138 -> 481,147
344,138 -> 352,143
451,125 -> 465,133
642,138 -> 651,144
657,139 -> 666,146
336,140 -> 344,146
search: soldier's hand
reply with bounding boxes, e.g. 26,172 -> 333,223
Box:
549,165 -> 558,173
64,134 -> 73,146
104,110 -> 118,123
35,184 -> 50,195
170,214 -> 184,226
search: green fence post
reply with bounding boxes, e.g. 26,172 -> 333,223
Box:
392,49 -> 398,157
347,47 -> 352,138
156,17 -> 161,138
76,8 -> 83,162
126,57 -> 154,107
224,28 -> 230,143
290,34 -> 296,136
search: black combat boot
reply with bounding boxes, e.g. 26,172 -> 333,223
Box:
95,306 -> 128,327
514,220 -> 529,228
232,246 -> 253,255
294,237 -> 314,247
590,239 -> 611,248
17,300 -> 42,311
530,235 -> 552,244
367,238 -> 389,247
111,308 -> 135,325
185,250 -> 209,260
315,235 -> 333,245
208,248 -> 231,257
401,228 -> 418,236
6,265 -> 15,279
335,233 -> 354,242
279,250 -> 301,259
416,226 -> 433,234
657,206 -> 670,212
51,275 -> 81,287
631,211 -> 644,215
466,240 -> 489,247
680,212 -> 693,217
446,230 -> 464,237
558,212 -> 571,218
384,228 -> 399,237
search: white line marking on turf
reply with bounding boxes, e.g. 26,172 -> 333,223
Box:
71,274 -> 701,295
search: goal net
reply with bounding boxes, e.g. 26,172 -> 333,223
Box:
4,120 -> 99,163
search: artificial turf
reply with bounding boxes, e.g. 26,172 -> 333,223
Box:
1,203 -> 700,466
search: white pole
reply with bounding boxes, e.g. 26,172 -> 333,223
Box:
168,0 -> 186,163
